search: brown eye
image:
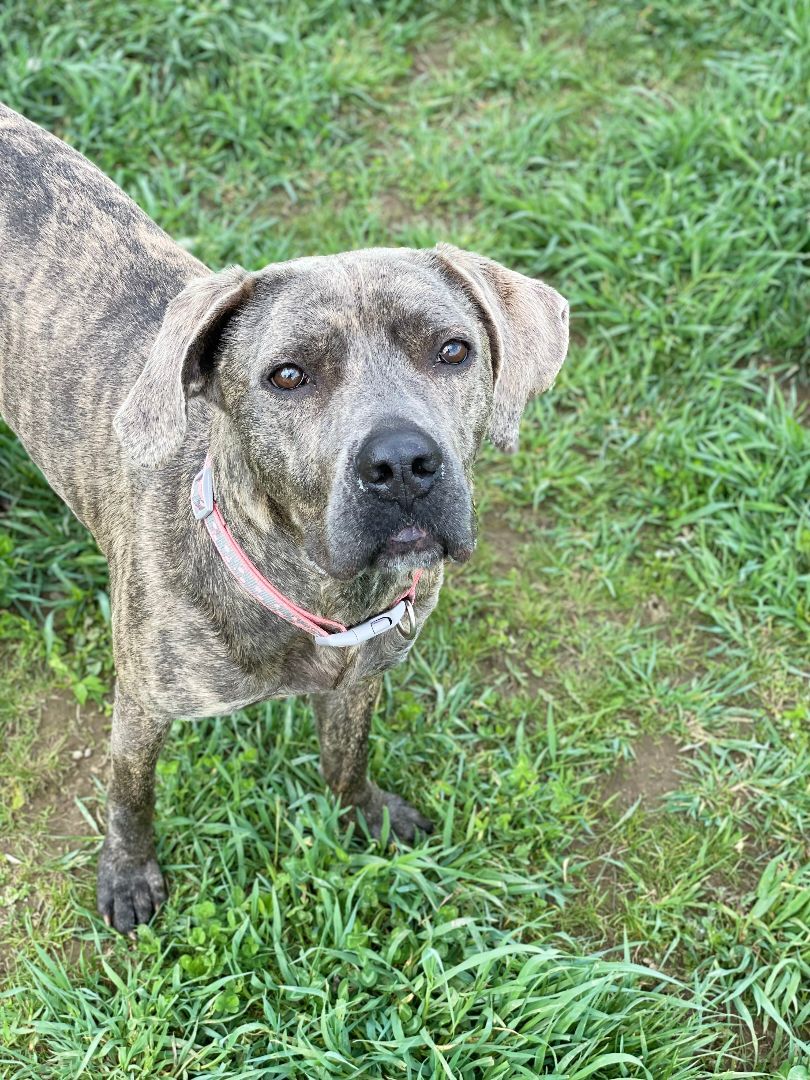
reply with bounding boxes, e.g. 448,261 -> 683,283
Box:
438,340 -> 469,365
269,363 -> 307,390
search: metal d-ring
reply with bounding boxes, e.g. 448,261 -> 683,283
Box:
398,598 -> 417,640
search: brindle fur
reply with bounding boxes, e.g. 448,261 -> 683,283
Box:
0,103 -> 569,934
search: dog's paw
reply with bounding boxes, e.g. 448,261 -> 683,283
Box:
361,786 -> 434,844
97,848 -> 167,935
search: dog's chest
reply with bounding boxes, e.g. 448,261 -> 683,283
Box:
129,613 -> 417,718
280,628 -> 416,694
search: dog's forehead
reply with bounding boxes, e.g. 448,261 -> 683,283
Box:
255,248 -> 474,335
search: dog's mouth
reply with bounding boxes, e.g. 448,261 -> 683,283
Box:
373,525 -> 445,571
385,525 -> 436,555
323,466 -> 476,579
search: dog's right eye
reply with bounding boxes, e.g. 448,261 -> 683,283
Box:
438,340 -> 470,366
268,363 -> 308,390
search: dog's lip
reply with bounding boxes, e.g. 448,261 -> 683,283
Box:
384,526 -> 440,555
390,525 -> 428,544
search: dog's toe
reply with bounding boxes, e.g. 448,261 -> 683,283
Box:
97,852 -> 166,935
366,789 -> 434,844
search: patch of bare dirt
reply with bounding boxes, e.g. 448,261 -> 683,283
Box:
373,190 -> 433,233
641,593 -> 670,625
375,189 -> 417,226
601,733 -> 684,809
482,518 -> 527,574
1,691 -> 110,973
410,39 -> 458,79
17,690 -> 110,843
560,736 -> 691,961
369,187 -> 483,237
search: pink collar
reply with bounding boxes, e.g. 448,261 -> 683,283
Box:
191,456 -> 421,648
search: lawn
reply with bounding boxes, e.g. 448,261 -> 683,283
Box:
0,0 -> 808,1076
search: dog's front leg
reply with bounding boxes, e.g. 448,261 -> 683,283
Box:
312,676 -> 433,843
97,683 -> 172,934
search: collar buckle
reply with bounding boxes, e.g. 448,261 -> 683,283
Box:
314,597 -> 411,648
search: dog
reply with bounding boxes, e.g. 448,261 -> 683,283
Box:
0,103 -> 569,934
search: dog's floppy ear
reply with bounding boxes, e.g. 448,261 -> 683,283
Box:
114,265 -> 255,468
434,243 -> 569,451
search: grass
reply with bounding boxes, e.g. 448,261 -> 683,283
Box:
0,0 -> 809,1075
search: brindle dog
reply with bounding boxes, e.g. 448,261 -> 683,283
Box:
0,103 -> 569,934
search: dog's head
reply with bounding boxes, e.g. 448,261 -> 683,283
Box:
115,246 -> 568,578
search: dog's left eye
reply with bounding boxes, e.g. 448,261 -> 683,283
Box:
269,363 -> 308,390
438,340 -> 469,365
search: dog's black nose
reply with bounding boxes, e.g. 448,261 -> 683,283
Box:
356,423 -> 442,504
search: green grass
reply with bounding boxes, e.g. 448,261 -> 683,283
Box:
1,0 -> 809,1075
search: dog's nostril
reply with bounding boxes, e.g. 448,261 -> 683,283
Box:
412,455 -> 437,479
369,462 -> 393,486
